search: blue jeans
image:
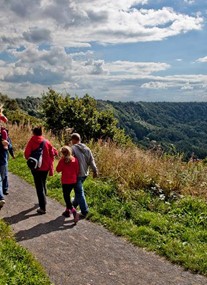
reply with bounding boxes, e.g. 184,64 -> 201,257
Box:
3,164 -> 8,193
0,165 -> 7,200
74,176 -> 88,215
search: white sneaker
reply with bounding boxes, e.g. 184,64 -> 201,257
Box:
0,200 -> 5,208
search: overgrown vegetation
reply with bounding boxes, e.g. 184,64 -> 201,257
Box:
7,122 -> 207,276
0,220 -> 52,285
8,123 -> 207,199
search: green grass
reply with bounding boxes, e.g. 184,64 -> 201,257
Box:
0,220 -> 52,285
9,152 -> 207,276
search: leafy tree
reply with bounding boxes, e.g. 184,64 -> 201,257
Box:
41,89 -> 129,143
16,96 -> 42,117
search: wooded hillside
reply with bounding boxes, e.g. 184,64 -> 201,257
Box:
1,92 -> 207,159
100,101 -> 207,159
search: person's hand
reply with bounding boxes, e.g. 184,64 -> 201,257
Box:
93,172 -> 98,178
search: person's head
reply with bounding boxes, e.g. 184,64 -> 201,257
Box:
0,104 -> 8,124
33,126 -> 42,136
71,133 -> 81,145
60,146 -> 73,163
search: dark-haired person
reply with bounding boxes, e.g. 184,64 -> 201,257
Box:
71,133 -> 98,218
24,126 -> 56,214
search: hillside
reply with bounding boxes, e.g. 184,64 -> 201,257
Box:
100,101 -> 207,159
1,92 -> 207,159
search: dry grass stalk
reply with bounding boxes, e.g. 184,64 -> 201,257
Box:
8,124 -> 207,199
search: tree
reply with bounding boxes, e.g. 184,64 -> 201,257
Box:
41,89 -> 129,143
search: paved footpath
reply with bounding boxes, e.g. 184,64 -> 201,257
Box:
1,173 -> 207,285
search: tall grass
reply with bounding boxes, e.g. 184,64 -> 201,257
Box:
8,155 -> 207,275
9,123 -> 60,151
90,140 -> 207,199
9,123 -> 207,199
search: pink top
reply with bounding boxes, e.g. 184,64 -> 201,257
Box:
56,157 -> 79,184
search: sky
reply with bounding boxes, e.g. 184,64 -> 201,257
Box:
0,0 -> 207,101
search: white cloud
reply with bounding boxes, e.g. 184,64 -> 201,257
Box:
0,0 -> 203,49
184,0 -> 195,4
0,0 -> 206,101
141,81 -> 168,89
181,82 -> 194,90
105,61 -> 170,76
196,56 -> 207,63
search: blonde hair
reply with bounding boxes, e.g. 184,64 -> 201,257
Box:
60,146 -> 73,163
0,104 -> 4,115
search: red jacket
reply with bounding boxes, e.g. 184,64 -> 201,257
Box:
56,157 -> 79,184
24,135 -> 55,172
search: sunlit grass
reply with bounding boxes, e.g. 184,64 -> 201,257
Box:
0,220 -> 52,285
9,153 -> 207,276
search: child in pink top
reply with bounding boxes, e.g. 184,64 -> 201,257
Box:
56,146 -> 79,223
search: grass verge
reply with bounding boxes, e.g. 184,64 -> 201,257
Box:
0,219 -> 52,285
9,152 -> 207,276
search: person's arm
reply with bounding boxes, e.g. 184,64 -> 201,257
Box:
53,147 -> 58,157
24,138 -> 33,160
56,158 -> 63,173
88,150 -> 98,177
48,142 -> 57,158
8,138 -> 15,158
75,158 -> 80,176
1,129 -> 8,140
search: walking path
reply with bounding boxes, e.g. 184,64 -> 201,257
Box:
1,173 -> 207,285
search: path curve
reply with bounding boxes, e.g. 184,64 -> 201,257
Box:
1,173 -> 207,285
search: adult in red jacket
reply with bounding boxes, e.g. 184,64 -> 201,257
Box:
24,126 -> 55,214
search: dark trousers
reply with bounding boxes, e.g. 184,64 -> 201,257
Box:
32,171 -> 48,211
62,184 -> 76,210
3,176 -> 8,192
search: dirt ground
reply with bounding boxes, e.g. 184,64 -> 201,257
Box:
1,173 -> 207,285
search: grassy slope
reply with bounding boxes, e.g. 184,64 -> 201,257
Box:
9,153 -> 207,276
0,220 -> 51,285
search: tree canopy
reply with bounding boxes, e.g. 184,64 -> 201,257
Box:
41,89 -> 128,143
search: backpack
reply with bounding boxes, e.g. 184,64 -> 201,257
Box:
27,140 -> 46,170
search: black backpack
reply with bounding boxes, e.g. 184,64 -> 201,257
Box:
27,140 -> 46,170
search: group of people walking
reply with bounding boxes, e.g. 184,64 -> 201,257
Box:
24,127 -> 98,223
0,121 -> 98,224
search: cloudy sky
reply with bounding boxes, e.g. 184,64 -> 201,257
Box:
0,0 -> 207,101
